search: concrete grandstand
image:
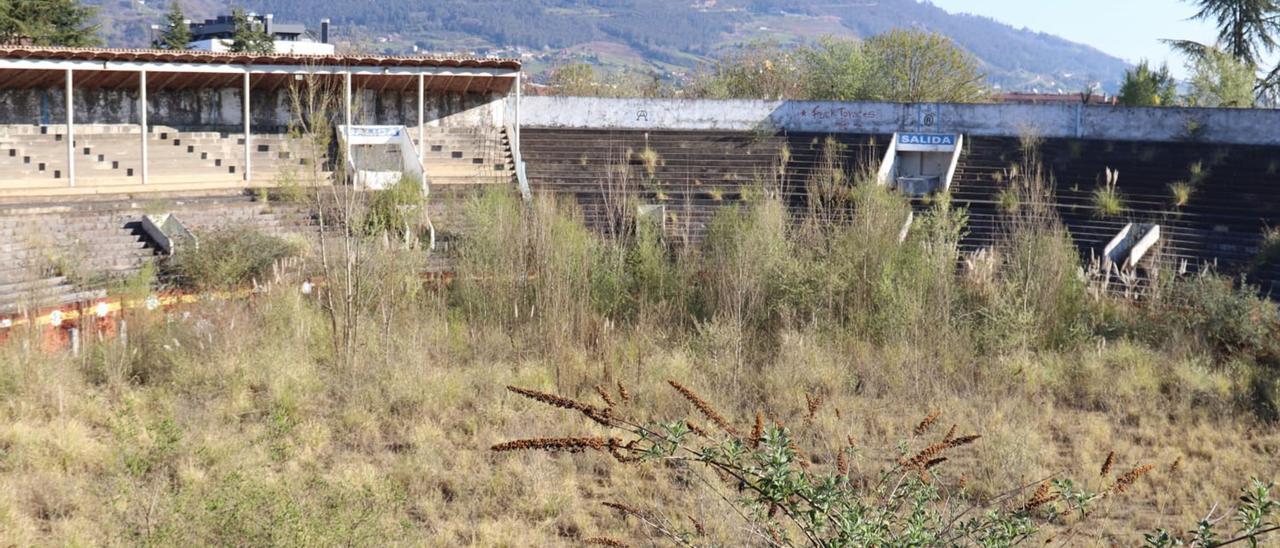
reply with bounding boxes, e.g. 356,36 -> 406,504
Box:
2,46 -> 1279,320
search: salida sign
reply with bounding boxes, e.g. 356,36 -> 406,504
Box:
897,133 -> 958,152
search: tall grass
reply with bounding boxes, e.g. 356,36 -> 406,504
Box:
2,146 -> 1279,545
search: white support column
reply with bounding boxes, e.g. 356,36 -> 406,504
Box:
417,73 -> 425,167
243,70 -> 251,183
139,70 -> 149,185
344,71 -> 352,183
65,68 -> 75,187
514,72 -> 521,160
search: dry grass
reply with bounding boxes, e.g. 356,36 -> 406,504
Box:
0,180 -> 1277,545
0,293 -> 1275,545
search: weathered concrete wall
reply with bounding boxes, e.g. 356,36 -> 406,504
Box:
519,97 -> 1280,145
0,89 -> 506,131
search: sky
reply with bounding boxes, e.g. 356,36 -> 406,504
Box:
928,0 -> 1221,78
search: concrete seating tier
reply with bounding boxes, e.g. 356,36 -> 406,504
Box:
417,127 -> 515,186
0,125 -> 332,196
0,190 -> 316,313
521,128 -> 886,243
948,136 -> 1280,294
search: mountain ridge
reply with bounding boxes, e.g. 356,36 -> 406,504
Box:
87,0 -> 1130,93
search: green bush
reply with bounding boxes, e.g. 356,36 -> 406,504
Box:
1159,274 -> 1280,360
169,227 -> 301,290
363,175 -> 425,237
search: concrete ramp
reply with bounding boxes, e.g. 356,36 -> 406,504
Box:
1104,223 -> 1161,271
337,125 -> 425,192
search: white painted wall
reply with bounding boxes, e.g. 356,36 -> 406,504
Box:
519,97 -> 1280,146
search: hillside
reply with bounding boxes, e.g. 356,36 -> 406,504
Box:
87,0 -> 1129,92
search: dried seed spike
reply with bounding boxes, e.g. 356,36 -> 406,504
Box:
1019,482 -> 1055,513
901,441 -> 947,468
923,457 -> 948,470
1100,451 -> 1116,477
686,420 -> 709,438
490,437 -> 610,454
914,410 -> 941,436
901,434 -> 981,468
957,475 -> 968,490
585,537 -> 632,547
507,385 -> 594,413
595,384 -> 617,407
606,439 -> 643,464
942,424 -> 957,444
837,450 -> 849,476
689,515 -> 706,536
751,411 -> 765,447
1111,464 -> 1155,494
668,380 -> 739,437
507,386 -> 616,428
603,501 -> 647,519
805,392 -> 823,420
616,380 -> 631,403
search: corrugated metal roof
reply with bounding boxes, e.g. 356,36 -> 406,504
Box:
0,45 -> 521,70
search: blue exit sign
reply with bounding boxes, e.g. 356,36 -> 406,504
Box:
897,133 -> 959,152
899,133 -> 956,146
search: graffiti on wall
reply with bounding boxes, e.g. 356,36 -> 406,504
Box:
792,105 -> 880,129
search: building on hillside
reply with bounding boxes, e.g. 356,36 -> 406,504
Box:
186,14 -> 336,55
998,92 -> 1116,105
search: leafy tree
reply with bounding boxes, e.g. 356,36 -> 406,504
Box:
861,30 -> 988,103
798,36 -> 875,101
229,8 -> 274,54
546,62 -> 600,96
156,1 -> 192,50
689,39 -> 804,100
692,32 -> 986,103
0,0 -> 100,47
1118,60 -> 1178,106
1185,47 -> 1258,107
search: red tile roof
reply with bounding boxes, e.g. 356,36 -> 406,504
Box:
0,45 -> 521,70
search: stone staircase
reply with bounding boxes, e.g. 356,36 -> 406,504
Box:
0,190 -> 316,314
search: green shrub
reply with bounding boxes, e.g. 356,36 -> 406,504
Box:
1168,181 -> 1195,207
169,227 -> 301,290
1159,274 -> 1279,360
1188,160 -> 1210,184
1248,227 -> 1280,280
363,175 -> 425,237
996,187 -> 1020,213
1092,184 -> 1125,218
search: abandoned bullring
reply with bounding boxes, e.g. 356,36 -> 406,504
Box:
3,46 -> 1278,320
2,9 -> 1280,546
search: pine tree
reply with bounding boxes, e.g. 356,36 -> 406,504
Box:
0,0 -> 100,47
1118,60 -> 1179,107
229,8 -> 274,54
156,1 -> 192,50
1187,0 -> 1280,66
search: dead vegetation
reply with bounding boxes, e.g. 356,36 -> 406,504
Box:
0,151 -> 1277,545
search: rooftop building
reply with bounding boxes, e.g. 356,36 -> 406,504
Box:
185,14 -> 335,55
